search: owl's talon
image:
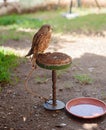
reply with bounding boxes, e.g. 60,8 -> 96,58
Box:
45,52 -> 51,55
32,63 -> 37,69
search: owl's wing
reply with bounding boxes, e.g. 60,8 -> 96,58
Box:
31,32 -> 43,50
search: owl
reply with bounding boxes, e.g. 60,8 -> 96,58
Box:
25,24 -> 52,68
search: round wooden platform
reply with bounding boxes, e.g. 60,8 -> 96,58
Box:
36,52 -> 72,70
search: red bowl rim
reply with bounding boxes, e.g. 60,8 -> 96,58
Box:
66,97 -> 106,119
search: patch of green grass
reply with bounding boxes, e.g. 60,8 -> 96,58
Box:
71,14 -> 106,32
0,31 -> 19,44
57,69 -> 69,78
74,74 -> 93,85
0,48 -> 19,83
24,10 -> 106,33
0,9 -> 106,46
0,29 -> 32,45
0,10 -> 106,33
0,14 -> 43,28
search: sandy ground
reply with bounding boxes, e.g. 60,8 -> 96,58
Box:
0,33 -> 106,130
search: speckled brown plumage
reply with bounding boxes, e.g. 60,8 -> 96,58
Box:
25,24 -> 52,68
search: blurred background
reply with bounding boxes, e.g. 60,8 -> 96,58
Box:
0,0 -> 106,15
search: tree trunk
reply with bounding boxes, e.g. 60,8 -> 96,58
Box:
4,0 -> 8,7
95,0 -> 101,9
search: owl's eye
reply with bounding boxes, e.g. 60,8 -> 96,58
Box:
48,26 -> 50,30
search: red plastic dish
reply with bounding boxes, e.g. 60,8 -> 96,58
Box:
66,97 -> 106,119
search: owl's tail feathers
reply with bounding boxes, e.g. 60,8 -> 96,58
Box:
25,48 -> 33,57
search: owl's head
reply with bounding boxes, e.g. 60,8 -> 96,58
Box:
39,24 -> 53,34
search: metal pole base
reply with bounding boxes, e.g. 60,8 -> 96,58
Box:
43,99 -> 65,110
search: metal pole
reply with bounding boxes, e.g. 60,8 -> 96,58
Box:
52,70 -> 56,106
69,0 -> 73,13
77,0 -> 81,7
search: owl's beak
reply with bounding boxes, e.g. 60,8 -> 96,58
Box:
50,27 -> 53,32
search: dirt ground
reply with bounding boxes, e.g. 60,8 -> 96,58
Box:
0,32 -> 106,130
